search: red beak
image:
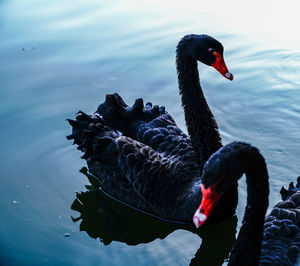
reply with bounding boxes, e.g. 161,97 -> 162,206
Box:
212,51 -> 233,81
193,183 -> 222,228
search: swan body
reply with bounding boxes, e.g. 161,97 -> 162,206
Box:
259,178 -> 300,265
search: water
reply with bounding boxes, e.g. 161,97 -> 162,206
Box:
1,0 -> 300,265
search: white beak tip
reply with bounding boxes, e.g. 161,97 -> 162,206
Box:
225,72 -> 234,80
193,210 -> 207,228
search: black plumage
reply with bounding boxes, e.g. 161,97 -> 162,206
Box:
259,177 -> 300,265
67,34 -> 300,264
68,34 -> 237,224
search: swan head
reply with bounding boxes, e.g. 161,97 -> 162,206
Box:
193,142 -> 256,228
177,34 -> 233,80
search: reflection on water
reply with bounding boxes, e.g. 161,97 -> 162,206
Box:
72,168 -> 237,266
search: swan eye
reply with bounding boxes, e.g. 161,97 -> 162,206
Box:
208,48 -> 215,53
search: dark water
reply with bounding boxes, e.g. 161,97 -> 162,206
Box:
1,0 -> 300,265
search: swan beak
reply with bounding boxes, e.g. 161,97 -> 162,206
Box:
212,51 -> 234,81
193,209 -> 207,228
193,183 -> 222,228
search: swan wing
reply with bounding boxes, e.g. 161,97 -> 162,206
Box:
67,111 -> 199,218
260,177 -> 300,265
96,93 -> 197,164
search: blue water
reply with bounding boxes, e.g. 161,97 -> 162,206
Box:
1,0 -> 300,265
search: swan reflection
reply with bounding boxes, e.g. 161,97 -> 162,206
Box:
71,167 -> 237,265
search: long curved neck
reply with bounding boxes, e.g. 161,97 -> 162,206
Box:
176,50 -> 222,172
228,152 -> 269,266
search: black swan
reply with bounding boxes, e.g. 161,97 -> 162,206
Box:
67,34 -> 300,264
70,141 -> 300,265
191,153 -> 300,266
67,34 -> 238,225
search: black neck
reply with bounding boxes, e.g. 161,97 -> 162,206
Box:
228,153 -> 269,266
176,51 -> 222,172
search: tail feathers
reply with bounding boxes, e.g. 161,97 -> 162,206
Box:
67,111 -> 119,161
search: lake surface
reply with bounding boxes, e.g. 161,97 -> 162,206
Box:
1,0 -> 300,265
